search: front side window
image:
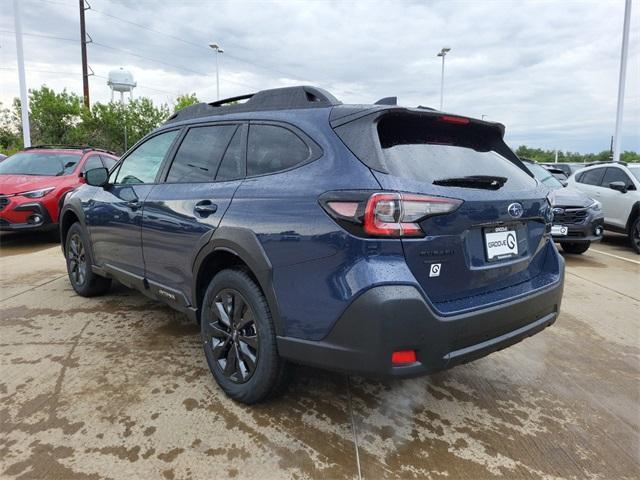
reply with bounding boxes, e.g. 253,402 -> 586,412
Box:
577,168 -> 606,186
166,125 -> 237,183
247,124 -> 310,176
628,166 -> 640,182
0,152 -> 81,176
601,167 -> 634,189
114,130 -> 179,184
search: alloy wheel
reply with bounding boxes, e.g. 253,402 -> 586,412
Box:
204,289 -> 259,383
68,233 -> 87,286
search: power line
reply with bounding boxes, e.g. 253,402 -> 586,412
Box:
0,29 -> 260,90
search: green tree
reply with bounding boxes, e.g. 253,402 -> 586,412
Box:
0,101 -> 22,153
24,86 -> 82,145
173,93 -> 199,113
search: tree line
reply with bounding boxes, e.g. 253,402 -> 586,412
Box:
0,87 -> 199,156
1,86 -> 638,163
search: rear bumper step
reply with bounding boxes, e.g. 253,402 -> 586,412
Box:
277,271 -> 564,378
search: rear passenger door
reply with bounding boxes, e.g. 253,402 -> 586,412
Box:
141,123 -> 246,305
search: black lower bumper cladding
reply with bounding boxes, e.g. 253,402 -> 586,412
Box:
277,274 -> 564,378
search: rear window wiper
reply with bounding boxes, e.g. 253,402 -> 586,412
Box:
432,175 -> 507,190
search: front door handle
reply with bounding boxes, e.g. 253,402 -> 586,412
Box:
126,200 -> 141,210
194,201 -> 218,216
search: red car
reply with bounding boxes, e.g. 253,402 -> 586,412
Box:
0,146 -> 119,232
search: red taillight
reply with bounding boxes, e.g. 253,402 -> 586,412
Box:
363,192 -> 461,237
438,115 -> 470,125
392,350 -> 417,365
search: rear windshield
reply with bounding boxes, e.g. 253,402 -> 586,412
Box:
0,152 -> 81,176
376,114 -> 536,191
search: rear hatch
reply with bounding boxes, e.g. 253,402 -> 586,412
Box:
333,109 -> 553,314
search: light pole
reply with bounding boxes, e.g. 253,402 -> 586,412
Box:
13,0 -> 31,147
437,47 -> 451,111
209,42 -> 224,100
612,0 -> 632,163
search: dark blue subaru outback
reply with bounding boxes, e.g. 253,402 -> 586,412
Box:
60,86 -> 564,404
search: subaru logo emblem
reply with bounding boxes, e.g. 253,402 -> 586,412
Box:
553,207 -> 564,215
508,203 -> 524,218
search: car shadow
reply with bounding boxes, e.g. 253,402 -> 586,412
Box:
0,230 -> 60,256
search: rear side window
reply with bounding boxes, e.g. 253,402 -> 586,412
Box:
83,155 -> 103,172
601,167 -> 634,189
216,127 -> 245,181
167,125 -> 237,183
247,124 -> 310,176
577,168 -> 605,186
100,155 -> 118,170
375,114 -> 536,191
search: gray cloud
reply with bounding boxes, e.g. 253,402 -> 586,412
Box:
1,0 -> 638,152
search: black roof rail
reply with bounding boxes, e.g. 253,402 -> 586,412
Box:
209,93 -> 255,107
23,145 -> 117,155
585,160 -> 627,167
416,105 -> 437,111
374,96 -> 397,106
165,85 -> 342,124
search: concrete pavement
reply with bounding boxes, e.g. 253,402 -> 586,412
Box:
0,232 -> 638,479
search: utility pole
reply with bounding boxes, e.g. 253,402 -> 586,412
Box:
612,0 -> 632,163
79,0 -> 90,108
13,0 -> 30,147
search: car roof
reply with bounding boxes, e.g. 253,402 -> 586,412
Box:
162,85 -> 506,136
22,145 -> 118,156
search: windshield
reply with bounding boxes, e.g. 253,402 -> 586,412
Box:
628,166 -> 640,182
0,152 -> 81,176
525,162 -> 563,189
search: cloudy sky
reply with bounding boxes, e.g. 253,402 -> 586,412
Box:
1,0 -> 638,153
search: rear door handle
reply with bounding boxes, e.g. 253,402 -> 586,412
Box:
194,201 -> 218,216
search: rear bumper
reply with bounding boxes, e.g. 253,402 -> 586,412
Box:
0,202 -> 55,231
277,269 -> 564,377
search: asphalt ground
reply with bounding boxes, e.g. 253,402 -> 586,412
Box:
0,231 -> 638,479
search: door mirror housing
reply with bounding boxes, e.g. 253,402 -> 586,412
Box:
85,167 -> 109,187
609,181 -> 627,193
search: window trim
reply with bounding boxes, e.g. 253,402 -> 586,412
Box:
577,167 -> 606,187
159,121 -> 243,184
245,120 -> 323,179
111,127 -> 183,186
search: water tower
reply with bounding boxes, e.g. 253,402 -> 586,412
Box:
107,67 -> 136,103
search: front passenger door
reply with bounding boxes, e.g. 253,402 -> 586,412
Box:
85,129 -> 180,282
598,167 -> 635,228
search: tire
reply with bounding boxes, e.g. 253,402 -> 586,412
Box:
629,216 -> 640,254
65,222 -> 111,296
201,269 -> 286,404
560,241 -> 591,255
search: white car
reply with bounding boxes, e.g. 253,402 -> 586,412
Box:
567,162 -> 640,253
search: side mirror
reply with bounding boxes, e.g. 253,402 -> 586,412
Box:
609,181 -> 627,193
85,167 -> 109,187
560,180 -> 568,187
